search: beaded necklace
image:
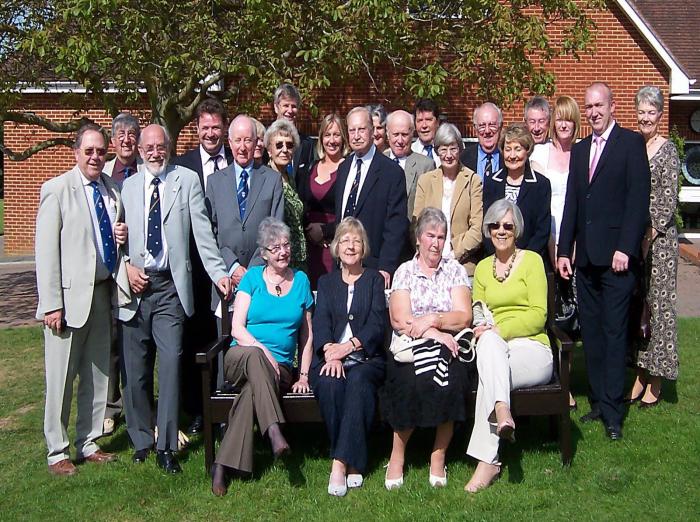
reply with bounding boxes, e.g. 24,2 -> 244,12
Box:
492,249 -> 518,282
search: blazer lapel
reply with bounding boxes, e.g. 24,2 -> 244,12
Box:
69,167 -> 94,239
162,167 -> 181,220
450,168 -> 469,220
353,155 -> 380,214
242,166 -> 265,223
404,155 -> 418,191
590,124 -> 619,184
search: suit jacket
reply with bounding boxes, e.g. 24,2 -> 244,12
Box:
413,166 -> 484,274
117,164 -> 228,321
292,133 -> 316,186
335,151 -> 409,274
172,146 -> 234,190
558,123 -> 650,266
483,163 -> 552,257
35,166 -> 130,327
460,141 -> 505,175
384,150 -> 435,218
205,163 -> 284,307
104,157 -> 143,186
311,268 -> 387,368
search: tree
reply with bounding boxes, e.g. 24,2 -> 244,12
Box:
0,0 -> 603,159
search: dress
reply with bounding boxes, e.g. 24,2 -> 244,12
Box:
636,140 -> 679,380
530,143 -> 569,242
282,180 -> 308,271
380,257 -> 472,430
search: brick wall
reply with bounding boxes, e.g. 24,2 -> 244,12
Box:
0,1 -> 677,254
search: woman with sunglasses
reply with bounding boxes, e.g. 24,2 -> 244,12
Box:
265,119 -> 307,270
483,123 -> 551,264
413,123 -> 484,277
210,218 -> 314,496
464,199 -> 552,493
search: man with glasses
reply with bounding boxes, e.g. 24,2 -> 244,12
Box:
524,96 -> 551,145
36,123 -> 130,475
461,102 -> 505,181
118,124 -> 231,474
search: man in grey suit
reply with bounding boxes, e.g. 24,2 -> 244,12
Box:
118,124 -> 231,473
36,124 -> 130,475
385,109 -> 436,218
205,114 -> 284,301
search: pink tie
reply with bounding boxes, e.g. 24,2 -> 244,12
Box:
589,135 -> 603,181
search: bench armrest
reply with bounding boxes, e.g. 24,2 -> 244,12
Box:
195,334 -> 232,365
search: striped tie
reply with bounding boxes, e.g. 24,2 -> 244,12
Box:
237,169 -> 249,219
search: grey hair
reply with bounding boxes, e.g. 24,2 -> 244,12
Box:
635,86 -> 664,113
524,96 -> 551,120
415,207 -> 448,242
228,114 -> 256,139
111,113 -> 140,138
138,124 -> 171,148
483,199 -> 524,240
473,102 -> 503,127
273,83 -> 301,106
433,123 -> 464,152
386,110 -> 414,132
367,104 -> 387,128
347,106 -> 373,129
257,217 -> 291,254
264,119 -> 300,150
74,123 -> 108,149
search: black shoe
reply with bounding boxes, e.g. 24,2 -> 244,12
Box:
156,450 -> 182,473
579,410 -> 602,423
132,448 -> 152,464
605,425 -> 623,440
186,415 -> 203,435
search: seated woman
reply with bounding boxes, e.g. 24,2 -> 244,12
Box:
381,207 -> 473,489
210,218 -> 314,496
311,217 -> 387,497
465,198 -> 553,493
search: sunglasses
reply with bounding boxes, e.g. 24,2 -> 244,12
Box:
487,222 -> 515,232
82,147 -> 108,157
274,141 -> 294,151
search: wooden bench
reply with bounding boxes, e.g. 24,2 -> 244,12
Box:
196,274 -> 574,472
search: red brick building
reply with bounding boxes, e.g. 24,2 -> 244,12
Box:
3,0 -> 700,254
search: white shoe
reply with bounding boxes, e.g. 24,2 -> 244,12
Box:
347,474 -> 363,488
384,465 -> 404,490
102,418 -> 115,436
429,467 -> 447,487
328,475 -> 347,497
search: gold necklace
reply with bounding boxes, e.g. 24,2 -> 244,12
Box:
266,266 -> 288,296
493,249 -> 518,282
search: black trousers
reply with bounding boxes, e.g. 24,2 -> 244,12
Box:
576,263 -> 637,427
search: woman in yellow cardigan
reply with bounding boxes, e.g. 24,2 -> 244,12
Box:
464,198 -> 553,493
412,123 -> 483,275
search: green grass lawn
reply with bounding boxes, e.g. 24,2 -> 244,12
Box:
1,322 -> 698,521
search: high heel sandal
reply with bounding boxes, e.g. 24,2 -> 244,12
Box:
384,464 -> 404,490
327,474 -> 348,497
429,466 -> 447,487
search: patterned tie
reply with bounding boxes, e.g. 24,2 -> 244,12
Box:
344,158 -> 363,217
393,156 -> 400,163
147,177 -> 162,257
424,144 -> 434,160
211,155 -> 221,171
89,181 -> 117,272
484,153 -> 493,178
123,166 -> 132,179
589,136 -> 603,181
237,169 -> 249,219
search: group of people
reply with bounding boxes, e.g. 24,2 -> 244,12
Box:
35,80 -> 679,497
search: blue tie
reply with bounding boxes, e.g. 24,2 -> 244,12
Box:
89,181 -> 117,272
147,177 -> 162,257
237,169 -> 249,219
344,158 -> 362,218
123,166 -> 132,179
424,145 -> 434,160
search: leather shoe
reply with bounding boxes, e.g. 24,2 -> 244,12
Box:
132,448 -> 152,464
48,459 -> 77,476
579,410 -> 602,423
605,425 -> 623,440
78,449 -> 116,464
156,450 -> 182,474
186,415 -> 203,435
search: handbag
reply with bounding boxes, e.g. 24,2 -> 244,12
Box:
554,275 -> 580,338
389,327 -> 476,364
342,349 -> 368,369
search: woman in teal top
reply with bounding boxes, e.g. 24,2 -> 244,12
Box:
464,199 -> 553,493
211,218 -> 314,497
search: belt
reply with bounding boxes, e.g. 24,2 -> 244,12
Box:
144,269 -> 172,279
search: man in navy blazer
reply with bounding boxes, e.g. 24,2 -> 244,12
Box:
558,82 -> 650,440
335,107 -> 409,288
461,102 -> 506,182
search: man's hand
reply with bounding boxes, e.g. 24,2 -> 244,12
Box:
611,250 -> 629,273
379,270 -> 391,289
216,276 -> 232,301
126,263 -> 149,293
557,257 -> 573,280
113,222 -> 128,245
44,309 -> 64,333
305,223 -> 324,245
231,266 -> 247,287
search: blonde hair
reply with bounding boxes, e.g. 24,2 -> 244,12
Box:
550,96 -> 581,146
316,114 -> 350,160
329,217 -> 370,261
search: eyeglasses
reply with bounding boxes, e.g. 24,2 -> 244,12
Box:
274,140 -> 294,151
339,239 -> 362,247
265,242 -> 292,254
476,123 -> 499,134
82,148 -> 107,157
487,222 -> 515,232
436,146 -> 460,156
141,145 -> 167,155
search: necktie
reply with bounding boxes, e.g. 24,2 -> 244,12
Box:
589,136 -> 603,181
147,178 -> 162,257
393,156 -> 400,163
485,153 -> 493,178
123,166 -> 132,179
344,158 -> 363,217
424,145 -> 434,160
237,169 -> 249,219
211,155 -> 221,171
89,181 -> 117,272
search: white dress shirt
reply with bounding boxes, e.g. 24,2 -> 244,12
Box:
411,139 -> 441,167
341,144 -> 377,216
200,145 -> 229,190
143,169 -> 170,271
80,172 -> 117,270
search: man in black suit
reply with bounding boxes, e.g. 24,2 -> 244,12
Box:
336,106 -> 409,288
172,97 -> 233,435
557,82 -> 650,441
273,83 -> 314,184
460,102 -> 505,183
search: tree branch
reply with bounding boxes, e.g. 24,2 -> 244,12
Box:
0,138 -> 74,161
0,111 -> 92,132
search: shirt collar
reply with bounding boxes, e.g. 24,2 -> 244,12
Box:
355,143 -> 376,163
410,254 -> 447,278
144,166 -> 168,186
79,169 -> 102,187
199,144 -> 226,165
233,160 -> 254,177
595,120 -> 616,141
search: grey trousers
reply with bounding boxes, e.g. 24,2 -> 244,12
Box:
44,281 -> 111,464
214,346 -> 291,473
104,317 -> 122,421
120,273 -> 185,452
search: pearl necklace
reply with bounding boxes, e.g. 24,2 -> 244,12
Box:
493,249 -> 518,282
